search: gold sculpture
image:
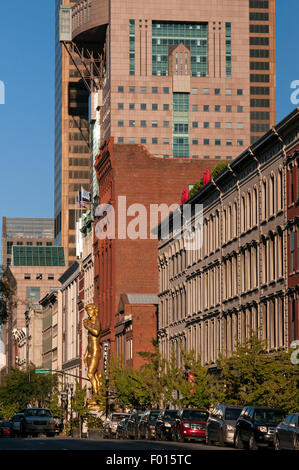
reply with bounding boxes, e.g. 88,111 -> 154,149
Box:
83,304 -> 102,397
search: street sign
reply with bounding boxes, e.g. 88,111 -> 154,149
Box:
35,368 -> 50,374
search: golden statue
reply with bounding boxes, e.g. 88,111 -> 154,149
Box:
83,304 -> 102,398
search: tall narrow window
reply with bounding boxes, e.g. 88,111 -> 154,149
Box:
129,20 -> 135,75
225,23 -> 232,78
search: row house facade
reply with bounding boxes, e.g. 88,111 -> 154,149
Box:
157,108 -> 299,367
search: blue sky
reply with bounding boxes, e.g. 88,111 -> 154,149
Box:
0,1 -> 298,252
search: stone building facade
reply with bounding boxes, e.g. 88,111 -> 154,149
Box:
157,109 -> 299,367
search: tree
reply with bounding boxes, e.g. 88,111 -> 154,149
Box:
178,350 -> 213,409
0,365 -> 58,417
72,381 -> 89,437
0,268 -> 15,325
214,333 -> 299,414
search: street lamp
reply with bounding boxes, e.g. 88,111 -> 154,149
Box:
70,383 -> 74,438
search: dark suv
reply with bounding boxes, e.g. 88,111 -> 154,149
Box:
138,410 -> 160,440
235,406 -> 285,450
173,408 -> 209,442
206,404 -> 243,446
20,408 -> 56,437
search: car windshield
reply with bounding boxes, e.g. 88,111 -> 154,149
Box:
111,414 -> 127,421
164,411 -> 177,419
254,409 -> 284,424
25,409 -> 52,417
149,411 -> 160,419
225,408 -> 243,420
182,410 -> 208,421
0,421 -> 10,427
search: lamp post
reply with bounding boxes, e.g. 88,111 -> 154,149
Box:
24,306 -> 30,367
70,383 -> 74,437
60,390 -> 68,434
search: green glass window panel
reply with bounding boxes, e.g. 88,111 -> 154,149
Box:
225,23 -> 232,78
129,20 -> 135,75
12,246 -> 65,266
152,21 -> 208,77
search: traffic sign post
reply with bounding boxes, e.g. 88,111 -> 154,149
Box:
35,369 -> 50,374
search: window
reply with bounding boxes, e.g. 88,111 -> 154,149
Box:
250,24 -> 269,33
27,242 -> 33,246
140,103 -> 147,110
152,87 -> 158,93
237,140 -> 244,146
140,86 -> 147,93
163,121 -> 169,127
129,103 -> 135,110
250,74 -> 270,83
37,242 -> 42,246
152,103 -> 158,110
251,111 -> 270,120
251,123 -> 270,132
215,139 -> 221,145
237,89 -> 243,95
118,120 -> 124,127
192,121 -> 198,128
237,106 -> 243,112
129,86 -> 135,93
215,122 -> 221,128
26,287 -> 40,301
204,139 -> 210,145
163,104 -> 169,110
215,105 -> 221,112
152,138 -> 158,144
250,12 -> 269,21
250,86 -> 270,95
118,137 -> 124,143
118,103 -> 124,109
118,86 -> 124,92
226,89 -> 232,95
250,99 -> 270,107
140,120 -> 146,127
203,122 -> 209,128
250,37 -> 269,46
129,137 -> 135,143
163,87 -> 169,94
250,49 -> 270,58
226,140 -> 232,146
203,105 -> 209,112
214,88 -> 220,95
36,273 -> 43,280
46,242 -> 52,246
152,121 -> 158,127
48,274 -> 54,280
191,88 -> 198,94
226,105 -> 232,112
163,138 -> 169,144
24,273 -> 31,280
17,242 -> 23,246
226,122 -> 232,128
192,105 -> 198,111
250,62 -> 270,71
192,139 -> 198,145
250,1 -> 269,8
140,137 -> 146,144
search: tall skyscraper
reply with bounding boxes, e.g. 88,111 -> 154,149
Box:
62,0 -> 276,160
55,0 -> 91,266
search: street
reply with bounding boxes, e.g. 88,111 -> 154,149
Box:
0,435 -> 231,451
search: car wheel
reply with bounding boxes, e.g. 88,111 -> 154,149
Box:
234,431 -> 244,449
274,435 -> 280,451
206,431 -> 214,446
145,429 -> 149,440
248,434 -> 258,451
293,435 -> 299,451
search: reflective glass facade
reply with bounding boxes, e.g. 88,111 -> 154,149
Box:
173,93 -> 189,158
152,21 -> 208,77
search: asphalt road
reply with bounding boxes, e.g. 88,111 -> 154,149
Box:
0,435 -> 231,451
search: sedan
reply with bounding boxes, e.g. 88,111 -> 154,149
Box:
0,420 -> 11,437
274,413 -> 299,450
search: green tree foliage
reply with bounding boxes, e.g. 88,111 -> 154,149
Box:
0,269 -> 15,325
178,350 -> 213,409
189,160 -> 229,199
0,365 -> 58,417
72,381 -> 89,436
214,333 -> 299,414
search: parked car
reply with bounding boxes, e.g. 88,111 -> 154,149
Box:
116,417 -> 129,440
138,410 -> 160,440
234,406 -> 285,450
20,408 -> 56,438
274,412 -> 299,450
0,420 -> 11,437
173,408 -> 209,442
155,409 -> 178,441
103,413 -> 130,438
10,413 -> 24,437
126,412 -> 143,440
206,404 -> 243,446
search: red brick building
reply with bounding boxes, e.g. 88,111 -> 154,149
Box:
94,138 -> 218,370
286,147 -> 299,345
